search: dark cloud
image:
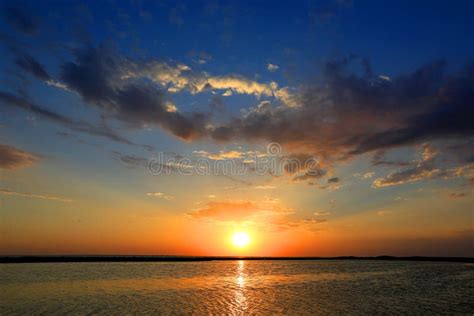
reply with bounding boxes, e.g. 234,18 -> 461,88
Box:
209,58 -> 474,162
16,45 -> 473,171
372,144 -> 473,188
55,131 -> 97,147
60,46 -> 119,104
449,192 -> 468,199
0,91 -> 75,125
209,95 -> 225,113
59,46 -> 207,140
372,161 -> 472,188
0,143 -> 39,170
349,62 -> 474,155
442,138 -> 474,164
371,150 -> 413,167
278,153 -> 327,181
0,91 -> 145,148
293,167 -> 327,181
2,7 -> 38,35
113,150 -> 189,173
111,150 -> 148,168
327,177 -> 339,183
15,54 -> 50,81
282,153 -> 314,174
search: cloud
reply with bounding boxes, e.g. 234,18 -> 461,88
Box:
327,177 -> 339,183
189,197 -> 294,220
2,7 -> 38,35
188,198 -> 327,232
222,90 -> 233,97
123,56 -> 280,99
55,46 -> 294,108
420,144 -> 438,162
281,153 -> 327,181
272,217 -> 326,231
373,164 -> 472,188
193,150 -> 246,160
12,45 -> 473,172
0,144 -> 39,170
15,54 -> 50,80
254,185 -> 276,189
209,58 -> 474,163
362,172 -> 374,179
111,151 -> 148,168
274,87 -> 299,107
188,200 -> 260,221
314,210 -> 331,216
371,150 -> 412,167
448,192 -> 468,199
372,144 -> 474,188
146,192 -> 174,200
293,169 -> 327,181
350,64 -> 474,155
0,188 -> 72,202
0,91 -> 149,148
267,63 -> 279,72
58,46 -> 207,140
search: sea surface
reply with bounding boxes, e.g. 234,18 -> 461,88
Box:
1,260 -> 473,314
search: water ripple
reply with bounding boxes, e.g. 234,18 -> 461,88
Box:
1,260 -> 473,314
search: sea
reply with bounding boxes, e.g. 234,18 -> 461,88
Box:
1,260 -> 473,314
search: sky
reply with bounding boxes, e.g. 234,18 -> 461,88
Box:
0,0 -> 473,257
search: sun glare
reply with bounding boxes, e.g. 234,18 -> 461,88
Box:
232,232 -> 250,248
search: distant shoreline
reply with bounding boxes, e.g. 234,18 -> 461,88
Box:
1,256 -> 473,264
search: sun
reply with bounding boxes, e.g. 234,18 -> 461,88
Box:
231,232 -> 250,248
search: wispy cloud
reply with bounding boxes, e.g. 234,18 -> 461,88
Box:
314,210 -> 331,216
254,185 -> 276,190
372,165 -> 472,188
0,91 -> 148,148
188,198 -> 326,232
15,53 -> 50,80
0,188 -> 72,202
0,144 -> 39,170
267,63 -> 279,72
146,192 -> 174,200
448,192 -> 468,199
372,145 -> 473,188
362,172 -> 374,179
192,149 -> 268,161
193,150 -> 245,160
188,200 -> 260,221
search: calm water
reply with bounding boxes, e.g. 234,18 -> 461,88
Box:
1,260 -> 473,314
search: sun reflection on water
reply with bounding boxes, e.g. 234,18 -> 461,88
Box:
234,260 -> 248,313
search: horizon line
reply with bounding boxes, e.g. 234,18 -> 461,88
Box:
1,255 -> 473,264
